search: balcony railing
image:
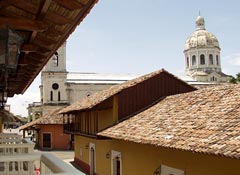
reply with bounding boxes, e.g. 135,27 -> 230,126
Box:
0,133 -> 34,155
0,152 -> 82,175
28,102 -> 42,107
0,133 -> 84,175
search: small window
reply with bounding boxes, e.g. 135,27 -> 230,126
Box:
216,55 -> 219,65
209,54 -> 213,64
52,83 -> 59,90
192,55 -> 196,65
210,76 -> 217,81
0,162 -> 4,171
9,162 -> 13,171
114,157 -> 121,175
52,52 -> 59,67
200,54 -> 205,65
50,91 -> 53,101
111,151 -> 122,175
15,162 -> 18,171
186,57 -> 189,67
58,91 -> 61,101
23,161 -> 28,171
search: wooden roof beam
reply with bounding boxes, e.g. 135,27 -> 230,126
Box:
21,43 -> 51,55
29,0 -> 51,43
32,38 -> 54,50
27,54 -> 45,61
21,0 -> 98,95
53,0 -> 84,10
22,44 -> 38,53
45,13 -> 71,25
0,0 -> 9,8
0,17 -> 47,32
5,0 -> 71,25
38,0 -> 52,20
8,0 -> 38,15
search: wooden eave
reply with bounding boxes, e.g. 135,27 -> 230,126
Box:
0,0 -> 98,97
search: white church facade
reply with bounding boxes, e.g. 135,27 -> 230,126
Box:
28,42 -> 137,120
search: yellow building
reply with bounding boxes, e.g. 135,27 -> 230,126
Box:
60,69 -> 240,175
60,69 -> 197,175
99,83 -> 240,175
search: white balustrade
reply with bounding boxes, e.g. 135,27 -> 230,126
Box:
0,133 -> 82,175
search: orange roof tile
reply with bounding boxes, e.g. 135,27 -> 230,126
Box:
98,83 -> 240,159
19,108 -> 63,130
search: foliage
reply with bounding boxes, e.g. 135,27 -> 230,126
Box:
229,73 -> 240,84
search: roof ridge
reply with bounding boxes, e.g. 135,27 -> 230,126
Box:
60,68 -> 191,114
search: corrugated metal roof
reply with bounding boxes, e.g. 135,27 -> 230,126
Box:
66,72 -> 139,84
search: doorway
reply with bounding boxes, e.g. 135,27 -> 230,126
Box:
111,150 -> 122,175
42,133 -> 51,149
89,143 -> 95,175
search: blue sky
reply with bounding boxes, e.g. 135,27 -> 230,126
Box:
7,0 -> 240,116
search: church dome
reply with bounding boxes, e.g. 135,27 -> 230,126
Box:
184,16 -> 220,51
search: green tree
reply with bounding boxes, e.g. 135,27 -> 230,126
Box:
229,73 -> 240,84
236,73 -> 240,82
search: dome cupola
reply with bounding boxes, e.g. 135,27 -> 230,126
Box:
184,16 -> 222,78
184,16 -> 220,51
195,16 -> 205,30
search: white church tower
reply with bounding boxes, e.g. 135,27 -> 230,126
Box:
40,42 -> 68,115
184,16 -> 230,82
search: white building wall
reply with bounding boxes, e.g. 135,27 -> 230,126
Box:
41,72 -> 68,104
67,83 -> 116,104
43,42 -> 66,72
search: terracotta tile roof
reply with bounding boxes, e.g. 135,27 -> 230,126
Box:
59,69 -> 195,114
98,83 -> 240,159
19,108 -> 63,130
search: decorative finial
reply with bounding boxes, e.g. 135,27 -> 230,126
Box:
199,10 -> 201,16
195,15 -> 205,30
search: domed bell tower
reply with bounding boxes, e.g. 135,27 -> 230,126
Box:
183,16 -> 229,82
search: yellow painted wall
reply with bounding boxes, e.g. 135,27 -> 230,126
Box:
74,135 -> 240,175
110,140 -> 240,175
98,108 -> 114,131
97,96 -> 118,131
75,135 -> 112,175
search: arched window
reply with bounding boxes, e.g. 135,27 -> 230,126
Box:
186,57 -> 189,67
216,55 -> 219,65
209,54 -> 213,64
52,52 -> 59,67
210,76 -> 217,82
50,91 -> 53,101
200,54 -> 205,65
58,91 -> 61,101
192,55 -> 196,65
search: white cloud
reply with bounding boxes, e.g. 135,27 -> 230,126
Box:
7,91 -> 40,117
223,53 -> 240,66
